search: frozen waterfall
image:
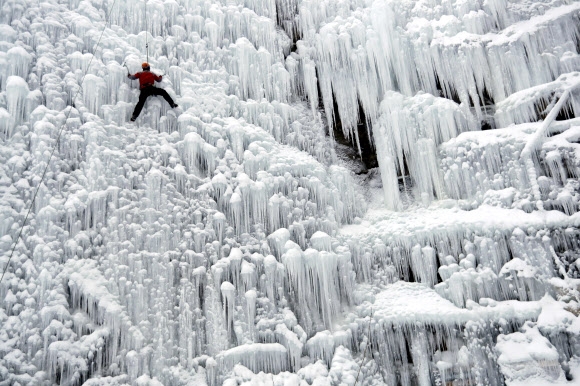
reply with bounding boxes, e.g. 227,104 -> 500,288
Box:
1,0 -> 580,384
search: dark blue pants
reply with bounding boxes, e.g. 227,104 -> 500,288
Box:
131,86 -> 175,119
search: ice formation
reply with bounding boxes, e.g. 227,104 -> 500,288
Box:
1,0 -> 580,384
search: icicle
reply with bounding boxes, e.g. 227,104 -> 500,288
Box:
217,343 -> 288,374
263,255 -> 278,306
267,228 -> 290,259
145,169 -> 164,210
82,74 -> 107,116
220,281 -> 235,335
245,290 -> 257,339
0,108 -> 12,138
410,245 -> 437,286
310,231 -> 332,251
274,324 -> 303,371
545,150 -> 568,186
6,76 -> 29,131
126,350 -> 139,382
306,330 -> 334,365
183,132 -> 218,176
6,46 -> 32,80
375,91 -> 475,208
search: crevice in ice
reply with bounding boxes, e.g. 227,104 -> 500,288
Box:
274,0 -> 301,49
555,104 -> 577,121
434,74 -> 462,106
328,99 -> 378,172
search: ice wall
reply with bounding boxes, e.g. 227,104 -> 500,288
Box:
296,0 -> 580,135
295,0 -> 580,208
0,0 -> 365,383
1,0 -> 580,384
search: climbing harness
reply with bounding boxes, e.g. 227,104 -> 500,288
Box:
1,0 -> 121,282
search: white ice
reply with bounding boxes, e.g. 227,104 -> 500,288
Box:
1,0 -> 580,384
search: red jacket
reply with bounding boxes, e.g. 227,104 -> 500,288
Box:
129,71 -> 162,89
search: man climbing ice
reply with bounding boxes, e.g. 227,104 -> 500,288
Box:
128,62 -> 178,121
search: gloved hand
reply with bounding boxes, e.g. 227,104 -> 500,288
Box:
159,75 -> 163,81
127,73 -> 132,78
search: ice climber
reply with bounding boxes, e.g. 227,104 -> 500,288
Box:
128,62 -> 178,121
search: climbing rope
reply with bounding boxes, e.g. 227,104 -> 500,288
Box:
0,0 -> 120,283
145,0 -> 149,63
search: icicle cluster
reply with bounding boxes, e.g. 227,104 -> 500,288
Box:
374,91 -> 477,208
2,0 -> 580,384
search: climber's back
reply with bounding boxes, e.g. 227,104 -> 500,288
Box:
129,63 -> 162,89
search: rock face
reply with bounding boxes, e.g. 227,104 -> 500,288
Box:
1,0 -> 580,385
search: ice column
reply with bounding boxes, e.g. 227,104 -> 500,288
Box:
83,74 -> 107,115
6,46 -> 32,80
221,281 -> 235,334
0,108 -> 10,137
245,289 -> 257,339
374,91 -> 476,207
6,76 -> 29,134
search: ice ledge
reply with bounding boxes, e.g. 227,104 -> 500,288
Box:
367,281 -> 542,326
339,205 -> 580,242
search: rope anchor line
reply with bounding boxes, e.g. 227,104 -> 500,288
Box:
2,0 -> 156,284
145,0 -> 149,63
0,0 -> 120,283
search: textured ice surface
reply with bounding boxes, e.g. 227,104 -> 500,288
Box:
1,0 -> 580,384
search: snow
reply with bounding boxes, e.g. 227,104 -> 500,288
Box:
369,281 -> 542,326
497,323 -> 566,384
2,0 -> 580,384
